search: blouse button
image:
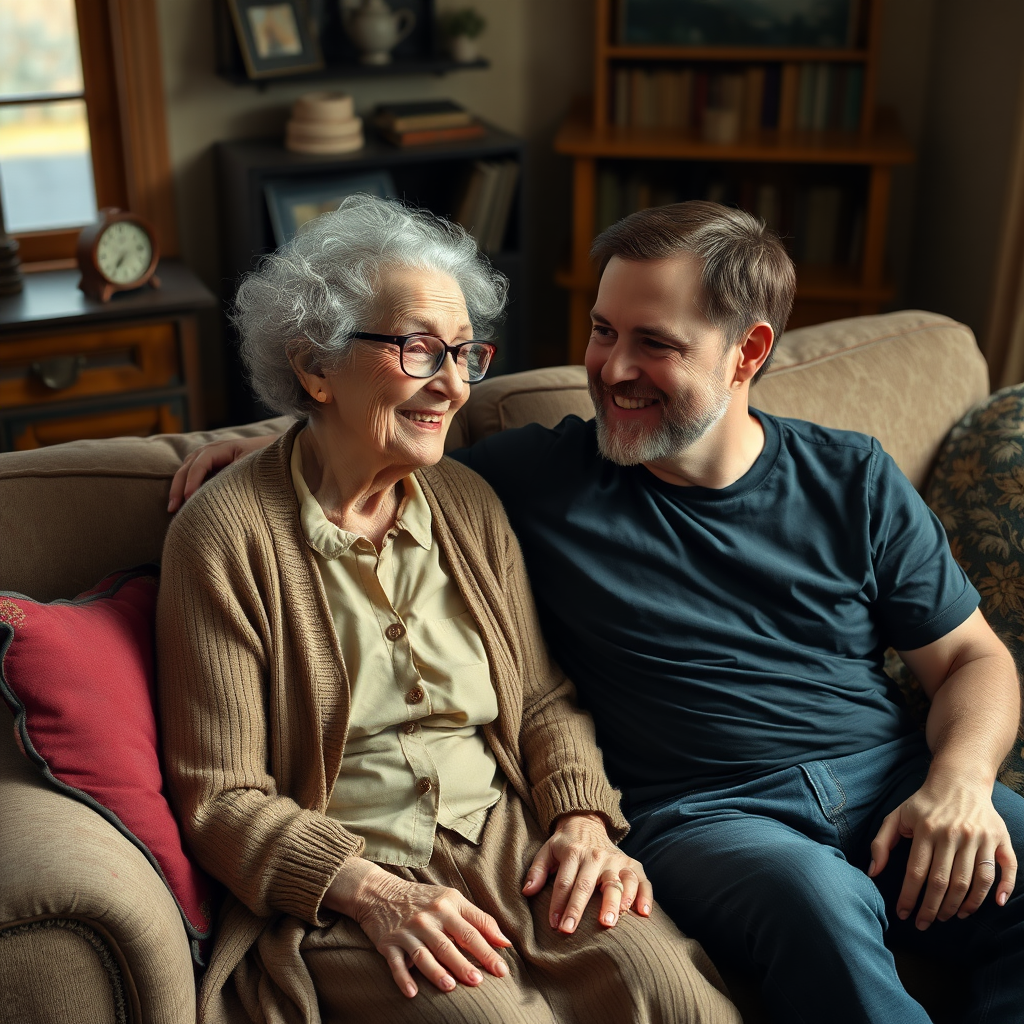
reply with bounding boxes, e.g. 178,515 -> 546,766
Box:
403,722 -> 417,735
416,777 -> 432,795
405,686 -> 425,704
385,622 -> 406,642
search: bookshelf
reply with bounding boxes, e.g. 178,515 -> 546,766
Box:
216,124 -> 525,424
555,0 -> 914,363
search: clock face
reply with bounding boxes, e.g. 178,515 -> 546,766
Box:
95,220 -> 153,285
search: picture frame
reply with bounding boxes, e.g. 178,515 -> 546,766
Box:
227,0 -> 324,79
264,171 -> 397,246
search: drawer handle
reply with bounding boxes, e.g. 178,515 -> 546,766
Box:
31,356 -> 87,391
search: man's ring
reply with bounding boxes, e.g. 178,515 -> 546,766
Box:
601,879 -> 625,894
979,859 -> 996,866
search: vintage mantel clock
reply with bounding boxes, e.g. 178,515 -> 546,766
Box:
77,208 -> 161,302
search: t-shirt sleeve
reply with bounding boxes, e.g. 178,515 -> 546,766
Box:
869,442 -> 979,650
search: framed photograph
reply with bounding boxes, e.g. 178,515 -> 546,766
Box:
227,0 -> 324,79
264,171 -> 397,246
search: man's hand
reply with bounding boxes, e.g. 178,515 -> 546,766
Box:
521,812 -> 653,933
167,435 -> 275,512
869,769 -> 1017,929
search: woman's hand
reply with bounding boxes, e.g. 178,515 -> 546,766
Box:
326,856 -> 512,999
521,812 -> 653,934
167,435 -> 275,512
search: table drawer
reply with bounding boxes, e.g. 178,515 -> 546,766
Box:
0,322 -> 180,408
4,396 -> 186,451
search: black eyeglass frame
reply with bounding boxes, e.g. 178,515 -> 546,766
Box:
350,332 -> 497,382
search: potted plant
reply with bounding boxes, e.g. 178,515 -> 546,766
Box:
439,6 -> 486,63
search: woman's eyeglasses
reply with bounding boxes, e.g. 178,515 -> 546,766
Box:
351,332 -> 496,383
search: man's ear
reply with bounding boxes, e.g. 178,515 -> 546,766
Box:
732,323 -> 774,386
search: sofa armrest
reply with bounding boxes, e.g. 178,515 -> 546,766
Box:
0,705 -> 195,1024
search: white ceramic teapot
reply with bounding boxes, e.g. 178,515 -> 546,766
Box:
342,0 -> 416,65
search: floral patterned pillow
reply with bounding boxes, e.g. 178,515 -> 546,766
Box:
923,385 -> 1024,795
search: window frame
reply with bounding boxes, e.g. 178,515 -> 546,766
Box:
9,0 -> 177,266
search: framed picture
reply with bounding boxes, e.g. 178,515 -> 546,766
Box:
227,0 -> 324,79
618,0 -> 856,49
264,171 -> 397,246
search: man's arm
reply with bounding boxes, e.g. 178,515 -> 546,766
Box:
869,607 -> 1019,928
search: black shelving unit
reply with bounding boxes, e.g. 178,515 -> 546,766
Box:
216,125 -> 527,424
215,0 -> 487,89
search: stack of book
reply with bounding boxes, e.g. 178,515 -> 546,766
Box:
611,62 -> 863,137
455,159 -> 519,254
374,100 -> 486,147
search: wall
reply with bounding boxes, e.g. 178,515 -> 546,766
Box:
156,0 -> 592,422
905,0 -> 1024,355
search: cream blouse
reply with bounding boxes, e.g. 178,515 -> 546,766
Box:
290,434 -> 504,866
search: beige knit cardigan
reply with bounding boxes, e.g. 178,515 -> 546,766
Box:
156,425 -> 628,1021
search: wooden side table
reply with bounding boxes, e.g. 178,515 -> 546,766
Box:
0,261 -> 215,451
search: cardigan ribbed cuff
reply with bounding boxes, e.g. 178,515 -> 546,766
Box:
531,769 -> 629,843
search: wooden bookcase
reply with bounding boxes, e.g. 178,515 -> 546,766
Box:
555,0 -> 913,363
217,125 -> 526,424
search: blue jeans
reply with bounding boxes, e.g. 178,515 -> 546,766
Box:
623,733 -> 1024,1024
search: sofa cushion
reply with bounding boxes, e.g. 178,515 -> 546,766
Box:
0,566 -> 215,965
925,385 -> 1024,795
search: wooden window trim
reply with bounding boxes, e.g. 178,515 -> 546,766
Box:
14,0 -> 178,266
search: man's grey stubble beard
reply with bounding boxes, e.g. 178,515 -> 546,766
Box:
588,378 -> 731,466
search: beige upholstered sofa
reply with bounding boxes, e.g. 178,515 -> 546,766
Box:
0,311 -> 998,1023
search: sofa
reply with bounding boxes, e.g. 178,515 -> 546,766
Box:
1,309 -> 1020,1024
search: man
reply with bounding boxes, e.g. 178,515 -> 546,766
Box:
172,202 -> 1023,1022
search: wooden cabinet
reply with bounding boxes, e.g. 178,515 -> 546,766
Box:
556,0 -> 913,363
0,261 -> 214,450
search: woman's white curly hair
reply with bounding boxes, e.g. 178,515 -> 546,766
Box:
233,193 -> 508,417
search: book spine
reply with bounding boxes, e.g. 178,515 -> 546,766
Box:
779,62 -> 800,132
797,63 -> 815,131
844,65 -> 864,132
678,67 -> 694,131
743,65 -> 765,136
614,67 -> 630,128
761,63 -> 781,129
812,63 -> 831,132
630,67 -> 645,128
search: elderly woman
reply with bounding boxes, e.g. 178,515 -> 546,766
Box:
157,195 -> 736,1024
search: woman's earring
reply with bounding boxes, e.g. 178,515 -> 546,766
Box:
316,390 -> 327,402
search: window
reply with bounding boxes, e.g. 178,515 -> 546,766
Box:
0,0 -> 98,234
0,0 -> 176,266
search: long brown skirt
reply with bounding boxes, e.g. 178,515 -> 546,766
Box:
250,791 -> 739,1024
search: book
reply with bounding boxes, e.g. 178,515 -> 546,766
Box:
843,65 -> 864,131
374,100 -> 473,132
802,185 -> 844,264
613,67 -> 630,127
743,65 -> 765,136
797,63 -> 816,130
596,168 -> 621,231
761,63 -> 781,129
378,122 -> 486,147
677,68 -> 694,130
811,64 -> 832,131
778,62 -> 800,132
481,161 -> 517,253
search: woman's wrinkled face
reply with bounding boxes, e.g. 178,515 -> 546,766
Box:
318,266 -> 472,470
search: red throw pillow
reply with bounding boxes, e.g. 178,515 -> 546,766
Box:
0,566 -> 215,967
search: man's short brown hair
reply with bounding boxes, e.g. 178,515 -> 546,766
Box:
590,201 -> 796,382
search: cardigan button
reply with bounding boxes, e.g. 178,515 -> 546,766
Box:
402,722 -> 417,735
416,777 -> 432,795
405,686 -> 425,704
385,622 -> 406,642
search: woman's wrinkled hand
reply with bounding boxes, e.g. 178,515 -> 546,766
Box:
167,435 -> 275,512
521,812 -> 654,934
326,857 -> 512,999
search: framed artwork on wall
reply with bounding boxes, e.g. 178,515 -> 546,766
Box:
264,171 -> 397,245
227,0 -> 324,79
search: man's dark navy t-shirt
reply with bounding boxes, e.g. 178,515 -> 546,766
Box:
452,412 -> 979,804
